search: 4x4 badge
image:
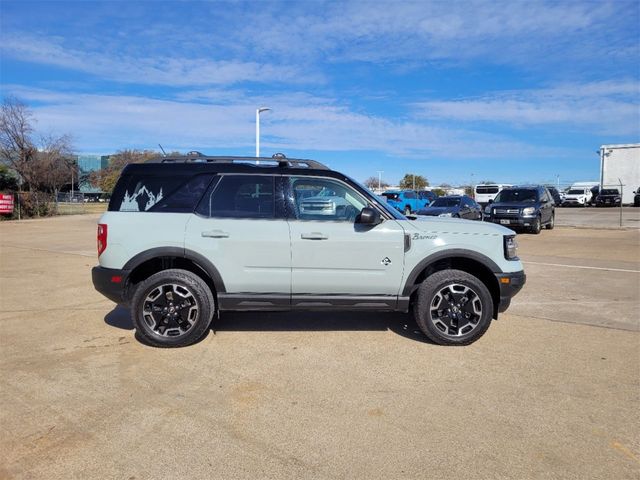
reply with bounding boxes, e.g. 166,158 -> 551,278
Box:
381,257 -> 392,266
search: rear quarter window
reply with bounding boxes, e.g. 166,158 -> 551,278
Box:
109,174 -> 213,212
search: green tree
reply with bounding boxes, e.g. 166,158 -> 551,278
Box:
90,149 -> 161,194
0,164 -> 19,190
398,173 -> 428,190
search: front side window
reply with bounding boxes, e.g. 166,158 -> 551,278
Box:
196,175 -> 275,219
288,177 -> 368,221
404,191 -> 416,199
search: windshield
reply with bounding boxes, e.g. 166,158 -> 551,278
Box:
600,189 -> 619,195
494,189 -> 538,203
567,189 -> 585,195
431,197 -> 461,207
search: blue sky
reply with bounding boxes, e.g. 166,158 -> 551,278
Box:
1,0 -> 639,186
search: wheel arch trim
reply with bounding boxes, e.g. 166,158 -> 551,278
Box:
402,249 -> 502,297
123,247 -> 226,293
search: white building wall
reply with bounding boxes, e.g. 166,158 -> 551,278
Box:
600,144 -> 640,204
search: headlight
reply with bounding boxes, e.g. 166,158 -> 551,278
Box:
484,205 -> 491,214
504,235 -> 518,260
438,212 -> 452,217
522,207 -> 535,216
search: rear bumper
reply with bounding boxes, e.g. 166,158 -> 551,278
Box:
495,270 -> 526,313
92,266 -> 130,305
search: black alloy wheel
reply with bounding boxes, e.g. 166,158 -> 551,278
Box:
131,269 -> 214,348
413,269 -> 493,345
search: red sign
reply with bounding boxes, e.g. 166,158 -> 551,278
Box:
0,194 -> 14,214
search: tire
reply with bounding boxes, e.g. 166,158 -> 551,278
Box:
545,213 -> 555,230
404,206 -> 412,215
530,215 -> 541,234
413,269 -> 494,346
130,269 -> 215,348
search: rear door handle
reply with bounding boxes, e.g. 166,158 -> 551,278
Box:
300,232 -> 328,240
202,230 -> 229,238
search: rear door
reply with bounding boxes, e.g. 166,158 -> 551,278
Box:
184,174 -> 291,306
285,175 -> 406,306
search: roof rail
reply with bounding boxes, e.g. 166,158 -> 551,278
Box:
158,155 -> 329,170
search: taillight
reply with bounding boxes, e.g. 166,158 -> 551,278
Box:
97,224 -> 107,256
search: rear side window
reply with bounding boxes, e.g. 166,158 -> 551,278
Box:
476,186 -> 499,194
196,175 -> 275,219
109,175 -> 189,212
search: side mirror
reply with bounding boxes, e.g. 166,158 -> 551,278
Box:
488,199 -> 494,204
356,206 -> 381,225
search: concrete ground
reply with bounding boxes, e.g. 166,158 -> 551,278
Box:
1,213 -> 638,479
555,206 -> 640,229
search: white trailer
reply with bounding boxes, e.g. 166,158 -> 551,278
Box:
599,144 -> 640,205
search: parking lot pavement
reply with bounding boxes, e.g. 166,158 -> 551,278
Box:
556,206 -> 640,229
1,215 -> 639,480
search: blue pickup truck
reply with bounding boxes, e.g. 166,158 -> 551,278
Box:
381,190 -> 437,214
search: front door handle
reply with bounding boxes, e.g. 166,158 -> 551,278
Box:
300,232 -> 328,240
202,230 -> 229,238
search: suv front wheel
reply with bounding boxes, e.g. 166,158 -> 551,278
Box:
131,269 -> 215,348
413,269 -> 493,346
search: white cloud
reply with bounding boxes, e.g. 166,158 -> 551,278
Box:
6,85 -> 567,161
0,35 -> 316,86
413,81 -> 640,136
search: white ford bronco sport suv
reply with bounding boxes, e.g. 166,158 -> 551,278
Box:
92,153 -> 525,347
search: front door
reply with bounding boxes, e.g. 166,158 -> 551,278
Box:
285,176 -> 406,307
185,174 -> 291,308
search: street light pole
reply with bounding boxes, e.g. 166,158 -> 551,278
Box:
377,171 -> 384,191
256,107 -> 270,158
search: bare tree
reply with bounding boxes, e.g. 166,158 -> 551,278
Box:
38,133 -> 75,193
0,97 -> 37,188
363,176 -> 389,190
1,97 -> 75,216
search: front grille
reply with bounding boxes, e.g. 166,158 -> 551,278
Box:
494,208 -> 520,216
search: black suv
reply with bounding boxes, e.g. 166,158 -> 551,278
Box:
483,186 -> 555,234
595,188 -> 621,207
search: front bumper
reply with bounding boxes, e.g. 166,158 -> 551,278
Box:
485,216 -> 533,228
495,270 -> 526,313
92,266 -> 131,305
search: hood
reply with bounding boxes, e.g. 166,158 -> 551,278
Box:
417,206 -> 456,216
410,216 -> 513,236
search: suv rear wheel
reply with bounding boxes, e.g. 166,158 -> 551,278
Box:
413,269 -> 493,345
131,269 -> 215,348
545,213 -> 555,230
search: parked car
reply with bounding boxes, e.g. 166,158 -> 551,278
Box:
415,195 -> 483,220
595,188 -> 622,207
484,186 -> 555,234
474,184 -> 512,207
563,182 -> 599,207
381,190 -> 432,215
91,153 -> 525,347
545,186 -> 563,207
634,187 -> 640,207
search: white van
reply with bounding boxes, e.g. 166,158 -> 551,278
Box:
563,182 -> 599,207
474,184 -> 512,207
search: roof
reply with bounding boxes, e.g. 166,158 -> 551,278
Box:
123,153 -> 338,177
